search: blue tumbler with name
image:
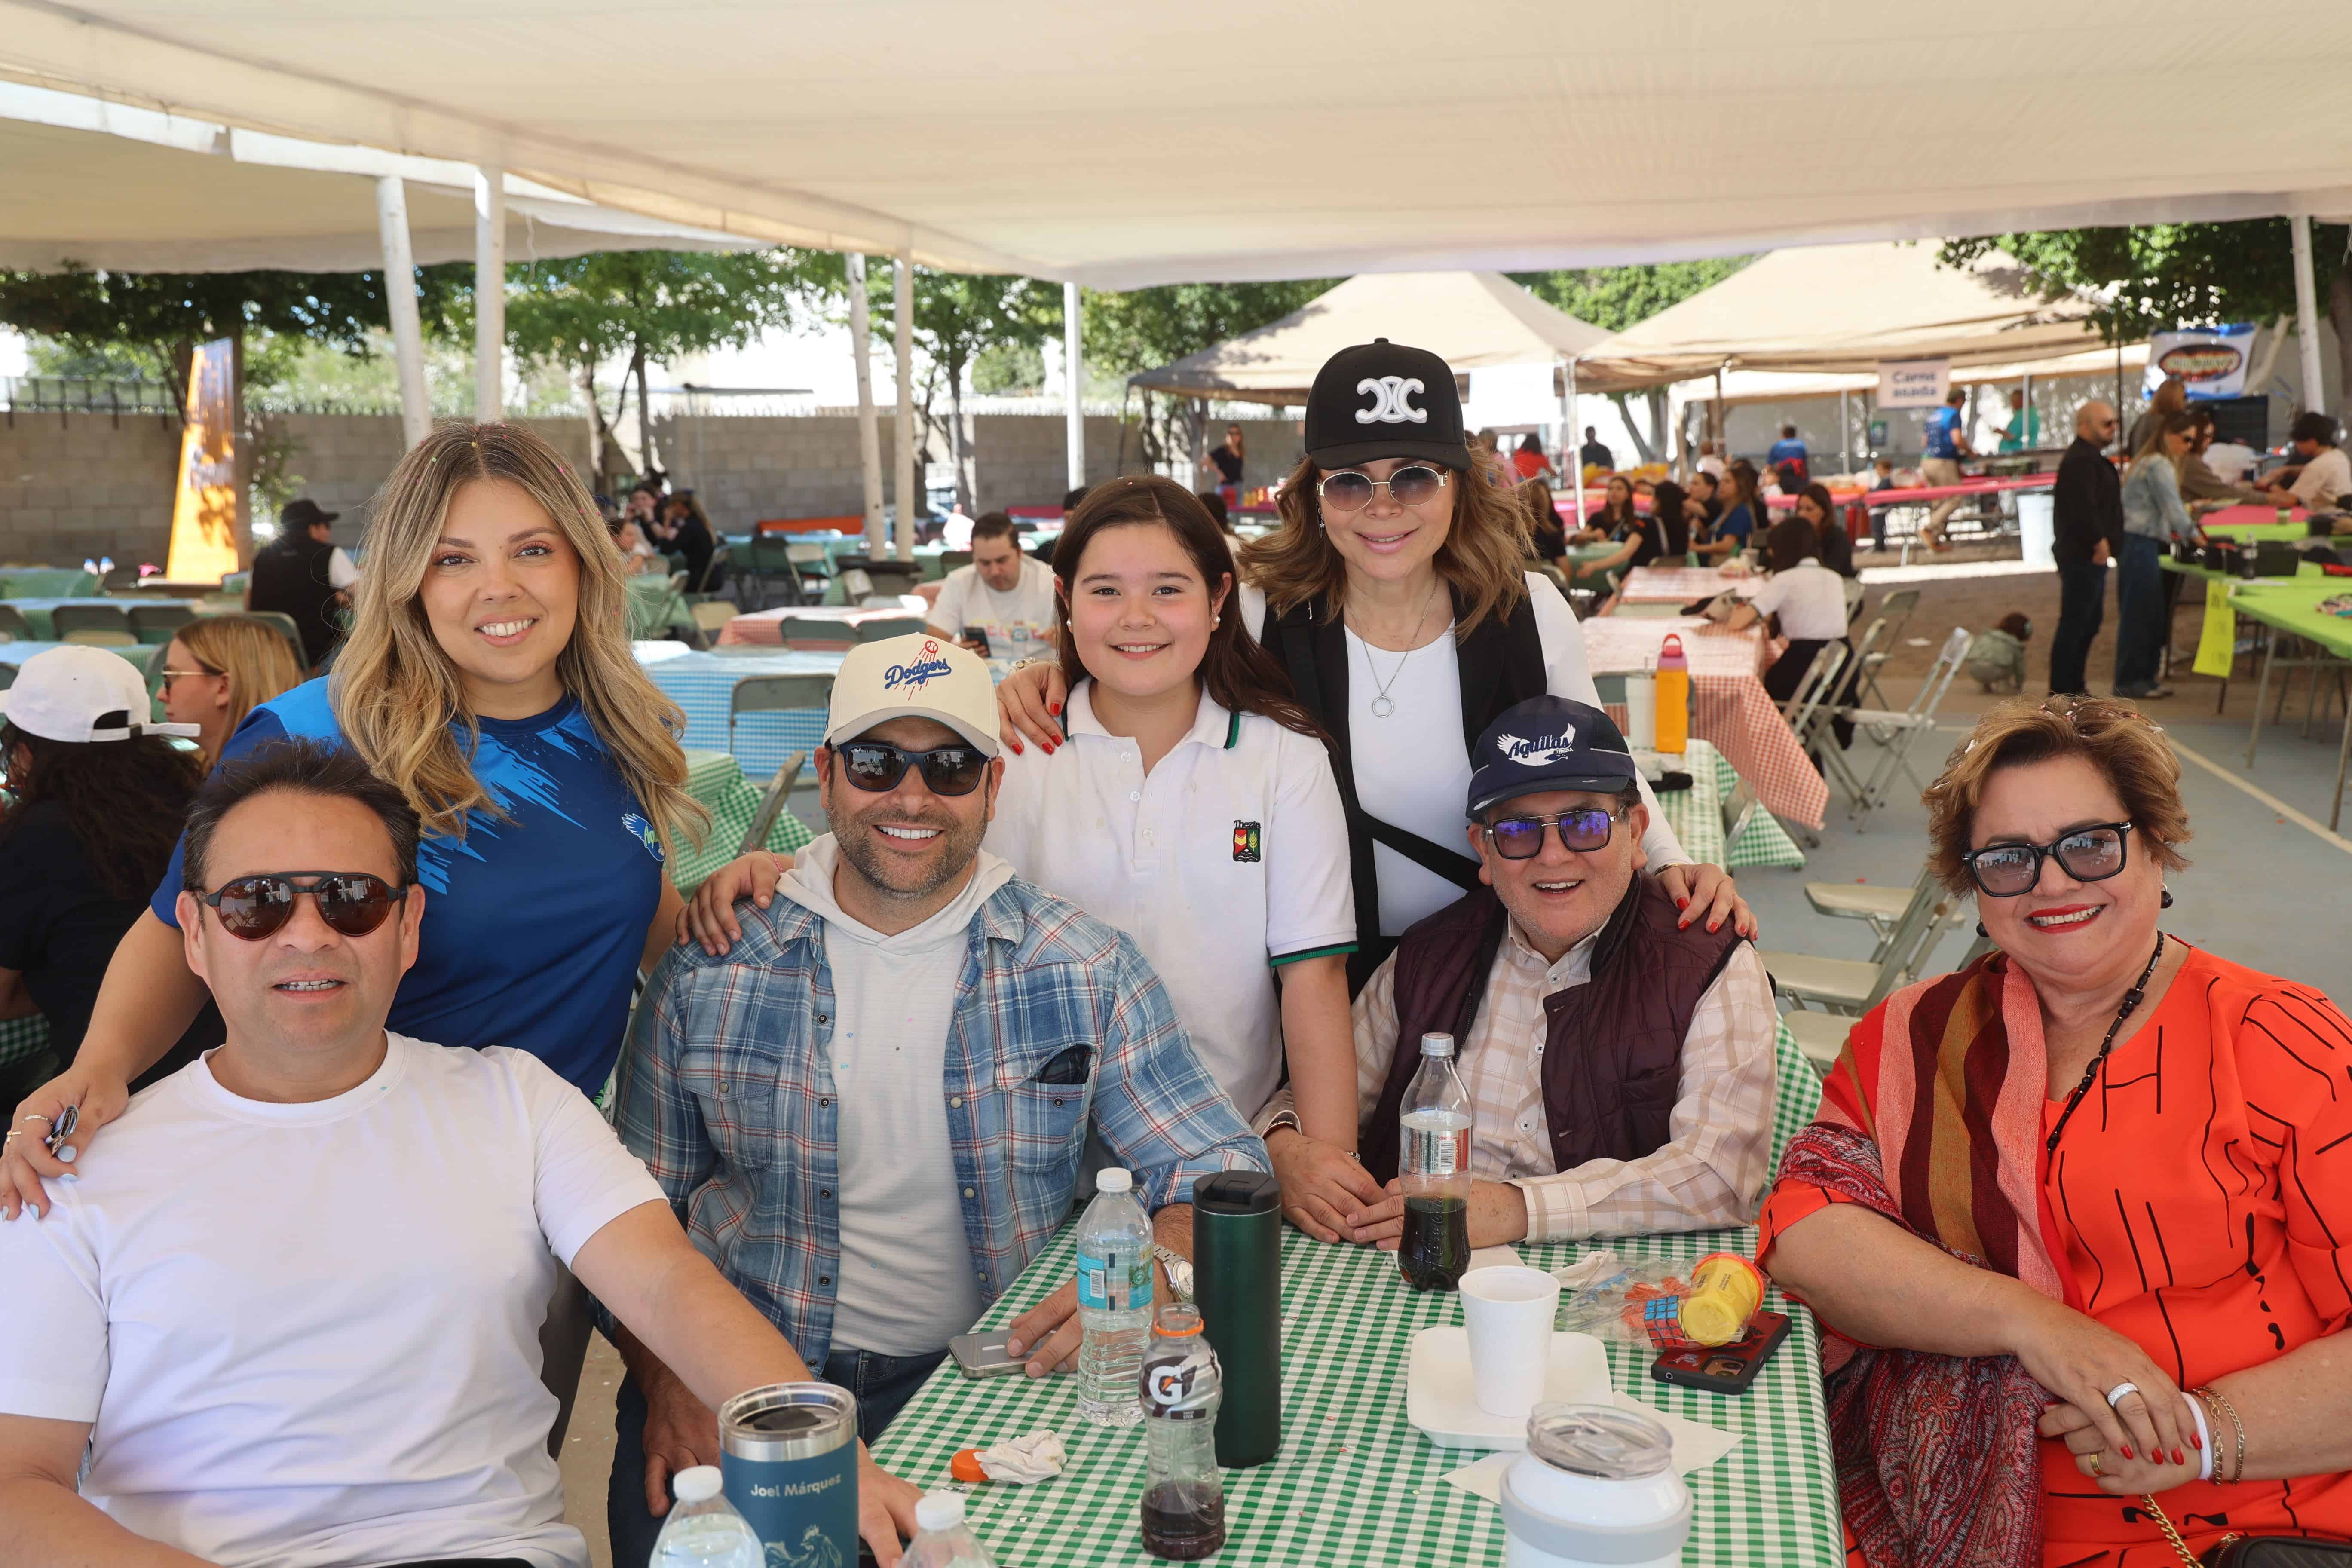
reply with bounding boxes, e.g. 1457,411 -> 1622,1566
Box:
718,1382 -> 858,1568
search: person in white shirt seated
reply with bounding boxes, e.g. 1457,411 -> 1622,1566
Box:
1261,696 -> 1777,1250
2255,411 -> 2352,512
924,512 -> 1057,662
1728,515 -> 1859,750
0,739 -> 922,1568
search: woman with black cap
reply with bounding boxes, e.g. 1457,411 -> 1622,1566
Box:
996,339 -> 1752,985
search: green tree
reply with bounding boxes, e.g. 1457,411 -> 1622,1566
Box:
498,248 -> 830,485
1939,223 -> 2352,416
864,269 -> 1061,510
1510,260 -> 1755,463
1081,280 -> 1335,473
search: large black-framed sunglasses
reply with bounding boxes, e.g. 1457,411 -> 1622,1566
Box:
1317,465 -> 1450,513
1483,807 -> 1624,860
1958,822 -> 2134,897
834,740 -> 989,797
193,871 -> 409,940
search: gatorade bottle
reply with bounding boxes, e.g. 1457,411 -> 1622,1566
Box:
1655,634 -> 1690,754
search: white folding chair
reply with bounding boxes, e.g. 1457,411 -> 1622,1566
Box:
1855,588 -> 1920,710
728,674 -> 836,756
735,751 -> 810,855
1842,575 -> 1867,626
1761,865 -> 1950,1020
1837,626 -> 1973,827
1720,772 -> 1761,851
1803,864 -> 1975,963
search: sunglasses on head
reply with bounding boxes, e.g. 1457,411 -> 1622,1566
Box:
1483,806 -> 1623,860
1317,465 -> 1450,513
835,740 -> 989,797
194,872 -> 409,940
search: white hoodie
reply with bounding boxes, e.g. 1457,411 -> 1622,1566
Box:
778,834 -> 1015,1356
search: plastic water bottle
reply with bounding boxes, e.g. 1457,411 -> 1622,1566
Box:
1139,1303 -> 1227,1560
903,1490 -> 998,1568
650,1466 -> 760,1568
1397,1032 -> 1473,1292
1075,1167 -> 1155,1427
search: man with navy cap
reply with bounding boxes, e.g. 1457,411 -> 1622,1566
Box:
1258,695 -> 1777,1249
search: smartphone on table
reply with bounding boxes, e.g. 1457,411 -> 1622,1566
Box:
1648,1310 -> 1790,1395
947,1329 -> 1024,1379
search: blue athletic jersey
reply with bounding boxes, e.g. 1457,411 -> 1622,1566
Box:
1717,502 -> 1757,542
1923,406 -> 1964,459
1767,437 -> 1808,466
153,680 -> 663,1094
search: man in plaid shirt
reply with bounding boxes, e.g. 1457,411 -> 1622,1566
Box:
1261,696 -> 1776,1256
607,636 -> 1265,1567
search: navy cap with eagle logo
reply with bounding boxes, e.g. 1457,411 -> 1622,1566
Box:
1303,338 -> 1470,473
1466,696 -> 1639,818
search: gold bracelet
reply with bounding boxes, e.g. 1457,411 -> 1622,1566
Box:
2199,1385 -> 2248,1484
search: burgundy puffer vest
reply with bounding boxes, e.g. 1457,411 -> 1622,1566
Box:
1360,876 -> 1745,1183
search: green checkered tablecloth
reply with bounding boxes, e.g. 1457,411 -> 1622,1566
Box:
1650,739 -> 1807,873
670,749 -> 814,893
0,1013 -> 50,1074
873,1028 -> 1836,1568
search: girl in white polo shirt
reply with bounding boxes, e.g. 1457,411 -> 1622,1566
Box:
986,477 -> 1361,1155
1729,514 -> 1859,750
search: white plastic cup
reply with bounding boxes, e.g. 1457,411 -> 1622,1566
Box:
1623,673 -> 1658,750
1460,1265 -> 1562,1421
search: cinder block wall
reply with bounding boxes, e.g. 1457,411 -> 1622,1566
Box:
0,409 -> 184,567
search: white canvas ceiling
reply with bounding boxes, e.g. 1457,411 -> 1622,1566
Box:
0,83 -> 757,273
1129,272 -> 1611,401
3,2 -> 2349,288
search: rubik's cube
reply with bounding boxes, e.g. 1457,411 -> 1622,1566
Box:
1641,1292 -> 1706,1352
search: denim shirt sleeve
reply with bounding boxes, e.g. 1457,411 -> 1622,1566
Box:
1086,931 -> 1272,1213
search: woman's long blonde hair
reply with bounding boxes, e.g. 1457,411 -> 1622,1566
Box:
1239,450 -> 1534,637
174,613 -> 305,759
333,422 -> 707,846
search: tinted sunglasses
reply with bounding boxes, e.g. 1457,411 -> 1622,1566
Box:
194,872 -> 409,940
1317,465 -> 1449,513
835,740 -> 989,797
1959,822 -> 2132,897
1483,807 -> 1623,860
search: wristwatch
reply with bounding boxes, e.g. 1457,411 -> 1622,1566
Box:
1153,1243 -> 1195,1302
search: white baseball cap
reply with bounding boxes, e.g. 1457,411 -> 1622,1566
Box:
0,646 -> 201,745
824,634 -> 1000,757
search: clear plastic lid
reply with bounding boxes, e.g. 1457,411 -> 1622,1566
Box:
1523,1403 -> 1675,1481
672,1465 -> 723,1503
914,1491 -> 966,1532
1419,1032 -> 1456,1057
1096,1167 -> 1132,1193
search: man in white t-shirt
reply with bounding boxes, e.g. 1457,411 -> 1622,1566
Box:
2256,412 -> 2352,511
925,512 -> 1057,662
0,740 -> 922,1568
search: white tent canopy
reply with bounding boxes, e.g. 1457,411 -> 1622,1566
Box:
4,2 -> 2350,288
0,83 -> 756,273
1575,243 -> 2124,387
1127,272 -> 1610,402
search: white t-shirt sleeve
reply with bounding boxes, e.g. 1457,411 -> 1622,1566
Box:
930,568 -> 973,634
500,1050 -> 668,1265
1525,573 -> 1690,870
0,1196 -> 109,1422
2292,448 -> 2352,507
327,547 -> 361,590
1264,728 -> 1359,963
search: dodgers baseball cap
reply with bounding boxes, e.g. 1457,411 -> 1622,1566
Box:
1466,695 -> 1638,818
0,645 -> 200,745
1303,338 -> 1471,473
824,633 -> 1000,757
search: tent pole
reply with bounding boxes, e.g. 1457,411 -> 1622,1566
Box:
894,251 -> 916,563
1563,358 -> 1585,530
847,254 -> 885,556
2291,214 -> 2327,418
2021,373 -> 2034,450
472,165 -> 505,420
1064,281 -> 1086,490
1713,365 -> 1725,456
374,176 -> 430,449
1838,388 -> 1850,476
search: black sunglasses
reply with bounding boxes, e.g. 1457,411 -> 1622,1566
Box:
1959,822 -> 2133,897
834,740 -> 989,797
194,871 -> 409,940
1317,465 -> 1449,513
1483,807 -> 1623,860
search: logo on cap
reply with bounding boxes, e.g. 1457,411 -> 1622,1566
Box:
884,638 -> 955,692
1355,375 -> 1428,426
1498,729 -> 1579,766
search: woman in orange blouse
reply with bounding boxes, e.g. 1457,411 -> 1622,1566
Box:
1760,695 -> 2352,1568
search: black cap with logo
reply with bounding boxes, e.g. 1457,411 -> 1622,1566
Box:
1304,338 -> 1470,473
1466,696 -> 1640,818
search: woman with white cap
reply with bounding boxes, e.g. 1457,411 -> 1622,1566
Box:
0,648 -> 222,1108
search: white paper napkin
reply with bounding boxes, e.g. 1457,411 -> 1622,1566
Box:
1439,1392 -> 1743,1503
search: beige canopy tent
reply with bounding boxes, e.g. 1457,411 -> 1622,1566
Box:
1575,242 -> 2118,388
1127,271 -> 1617,402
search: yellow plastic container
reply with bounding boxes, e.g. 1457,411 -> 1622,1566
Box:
1654,634 -> 1689,755
1678,1252 -> 1764,1346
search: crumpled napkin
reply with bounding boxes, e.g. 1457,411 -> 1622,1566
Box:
954,1429 -> 1068,1485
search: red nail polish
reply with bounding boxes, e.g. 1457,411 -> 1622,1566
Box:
2121,1445 -> 2134,1460
2173,1449 -> 2185,1467
1049,702 -> 1062,716
2192,1434 -> 2204,1451
1676,897 -> 1690,909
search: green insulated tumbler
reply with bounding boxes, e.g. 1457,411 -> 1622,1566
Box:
1190,1170 -> 1281,1468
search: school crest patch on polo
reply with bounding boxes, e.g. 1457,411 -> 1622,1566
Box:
1232,821 -> 1261,862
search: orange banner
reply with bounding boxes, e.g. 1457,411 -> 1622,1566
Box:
167,338 -> 241,582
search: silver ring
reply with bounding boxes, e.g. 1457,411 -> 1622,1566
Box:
2104,1381 -> 2141,1409
18,1113 -> 48,1124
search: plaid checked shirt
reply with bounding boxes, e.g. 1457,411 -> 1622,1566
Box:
615,874 -> 1268,1369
